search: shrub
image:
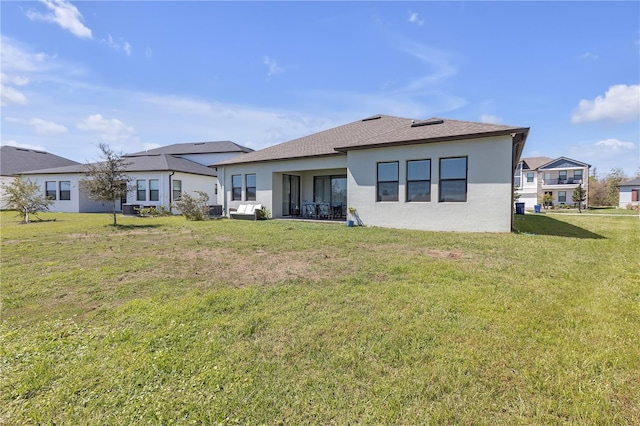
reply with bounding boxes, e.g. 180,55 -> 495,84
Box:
173,190 -> 210,221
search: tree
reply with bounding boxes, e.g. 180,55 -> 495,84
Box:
173,190 -> 210,220
572,183 -> 587,213
1,175 -> 53,223
606,168 -> 625,207
541,192 -> 554,209
80,143 -> 133,226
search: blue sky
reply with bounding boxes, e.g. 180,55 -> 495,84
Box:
2,1 -> 639,177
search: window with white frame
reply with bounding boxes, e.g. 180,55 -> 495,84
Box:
406,159 -> 431,202
514,162 -> 522,188
137,180 -> 147,201
149,179 -> 159,202
439,157 -> 467,202
246,174 -> 256,201
173,180 -> 182,201
45,181 -> 56,200
526,172 -> 534,183
377,162 -> 399,202
59,181 -> 71,200
232,175 -> 242,201
558,191 -> 567,203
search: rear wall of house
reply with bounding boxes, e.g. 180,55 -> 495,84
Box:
347,135 -> 515,232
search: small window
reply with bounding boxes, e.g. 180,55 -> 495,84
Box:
137,180 -> 147,201
558,191 -> 567,203
45,181 -> 56,200
377,162 -> 398,202
439,157 -> 467,202
246,174 -> 256,201
526,172 -> 534,183
514,162 -> 522,189
573,170 -> 583,182
232,175 -> 242,201
59,181 -> 71,200
406,159 -> 431,202
149,179 -> 159,202
173,180 -> 182,201
559,171 -> 567,183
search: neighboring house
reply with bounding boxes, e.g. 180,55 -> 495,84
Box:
515,156 -> 591,209
18,141 -> 252,213
617,178 -> 640,208
216,115 -> 529,233
1,146 -> 79,209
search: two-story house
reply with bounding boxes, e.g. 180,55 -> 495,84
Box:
515,156 -> 591,209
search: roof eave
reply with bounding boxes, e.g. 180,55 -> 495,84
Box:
216,151 -> 345,167
333,128 -> 530,153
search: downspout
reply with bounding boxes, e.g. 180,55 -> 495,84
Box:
169,171 -> 175,209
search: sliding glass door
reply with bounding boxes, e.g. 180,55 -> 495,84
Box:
313,175 -> 347,218
282,174 -> 300,216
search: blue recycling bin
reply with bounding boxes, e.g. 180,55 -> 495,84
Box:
515,202 -> 525,215
534,204 -> 541,213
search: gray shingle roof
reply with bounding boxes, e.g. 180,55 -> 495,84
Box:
0,146 -> 80,176
521,157 -> 554,171
20,154 -> 217,177
126,141 -> 253,157
618,178 -> 640,187
216,115 -> 529,166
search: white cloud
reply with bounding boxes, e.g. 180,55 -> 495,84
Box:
579,52 -> 598,60
27,0 -> 92,39
264,56 -> 283,78
29,118 -> 68,135
572,84 -> 640,123
1,84 -> 29,106
408,12 -> 424,26
4,117 -> 68,134
594,138 -> 636,151
102,34 -> 133,56
2,141 -> 47,151
76,114 -> 137,143
480,114 -> 502,124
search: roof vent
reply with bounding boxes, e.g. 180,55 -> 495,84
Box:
362,115 -> 382,122
411,119 -> 444,127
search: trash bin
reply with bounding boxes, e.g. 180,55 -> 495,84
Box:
515,202 -> 525,215
534,204 -> 541,213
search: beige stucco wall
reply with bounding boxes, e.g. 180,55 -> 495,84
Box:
347,136 -> 515,232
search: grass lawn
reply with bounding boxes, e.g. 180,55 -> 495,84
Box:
1,211 -> 639,424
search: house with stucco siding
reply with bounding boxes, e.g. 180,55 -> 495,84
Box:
18,141 -> 252,214
617,178 -> 640,208
216,115 -> 529,233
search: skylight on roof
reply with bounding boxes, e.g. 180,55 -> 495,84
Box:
362,115 -> 382,122
411,119 -> 444,127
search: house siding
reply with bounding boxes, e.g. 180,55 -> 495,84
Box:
347,136 -> 514,232
220,156 -> 347,217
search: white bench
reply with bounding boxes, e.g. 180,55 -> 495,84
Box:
229,204 -> 264,220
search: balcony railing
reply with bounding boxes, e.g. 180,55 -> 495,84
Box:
544,178 -> 583,185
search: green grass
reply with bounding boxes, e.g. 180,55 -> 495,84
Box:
2,211 -> 639,424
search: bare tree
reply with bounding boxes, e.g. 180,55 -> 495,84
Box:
80,143 -> 133,226
1,175 -> 53,223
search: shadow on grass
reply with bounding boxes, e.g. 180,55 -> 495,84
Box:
514,214 -> 605,239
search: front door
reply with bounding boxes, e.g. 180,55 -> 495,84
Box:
282,174 -> 300,216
